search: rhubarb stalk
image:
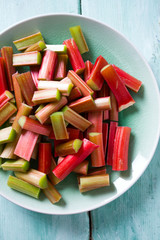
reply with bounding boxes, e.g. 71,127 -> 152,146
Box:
32,89 -> 61,105
13,51 -> 42,66
0,57 -> 8,94
54,54 -> 68,80
0,102 -> 17,127
38,143 -> 52,174
55,139 -> 82,156
12,72 -> 25,110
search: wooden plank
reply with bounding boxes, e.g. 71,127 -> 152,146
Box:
81,0 -> 160,239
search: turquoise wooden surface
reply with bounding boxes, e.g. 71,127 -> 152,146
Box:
0,0 -> 160,239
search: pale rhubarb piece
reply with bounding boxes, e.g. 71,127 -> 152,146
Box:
14,169 -> 48,189
50,112 -> 69,140
1,46 -> 15,91
54,54 -> 68,80
0,133 -> 20,159
45,44 -> 67,54
25,40 -> 46,52
32,89 -> 61,105
38,50 -> 57,80
13,32 -> 44,51
0,126 -> 16,144
14,130 -> 39,161
68,87 -> 82,102
7,175 -> 41,199
69,25 -> 89,54
1,159 -> 29,172
87,97 -> 111,112
35,96 -> 67,124
0,57 -> 8,94
84,60 -> 93,82
55,139 -> 82,156
12,72 -> 25,110
13,51 -> 42,66
15,72 -> 36,106
62,106 -> 92,132
0,102 -> 17,127
0,90 -> 14,109
43,180 -> 62,204
68,95 -> 95,113
101,65 -> 135,111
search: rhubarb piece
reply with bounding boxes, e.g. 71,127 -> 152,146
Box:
87,111 -> 103,137
55,139 -> 82,156
38,143 -> 51,174
48,157 -> 61,185
16,72 -> 36,106
35,96 -> 67,124
15,169 -> 48,189
73,160 -> 89,175
0,57 -> 8,94
79,174 -> 110,193
0,126 -> 16,144
98,83 -> 109,120
63,39 -> 85,74
68,87 -> 82,102
87,97 -> 111,112
101,65 -> 135,111
0,90 -> 14,109
13,32 -> 44,51
43,180 -> 62,204
112,126 -> 131,171
109,89 -> 118,121
1,47 -> 15,91
25,40 -> 46,52
88,166 -> 106,176
50,112 -> 69,140
7,175 -> 41,199
32,89 -> 61,105
62,106 -> 92,132
13,51 -> 42,66
1,133 -> 20,159
2,159 -> 29,172
84,60 -> 93,82
18,116 -> 51,136
67,70 -> 94,96
30,65 -> 40,88
60,77 -> 74,96
86,56 -> 108,90
68,95 -> 95,113
45,44 -> 67,53
35,104 -> 45,114
106,122 -> 118,166
89,132 -> 105,167
38,50 -> 57,80
31,136 -> 41,160
12,103 -> 32,133
54,54 -> 68,80
53,138 -> 98,180
12,72 -> 25,110
69,25 -> 89,54
0,102 -> 17,127
103,122 -> 109,156
112,64 -> 142,92
38,80 -> 73,96
14,130 -> 39,161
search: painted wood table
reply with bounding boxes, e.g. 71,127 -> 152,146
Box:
0,1 -> 160,239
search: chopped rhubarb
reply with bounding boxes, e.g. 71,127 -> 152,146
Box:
62,106 -> 92,132
101,65 -> 135,111
55,139 -> 82,156
67,70 -> 94,96
15,71 -> 36,106
103,122 -> 109,156
98,83 -> 110,120
0,126 -> 16,144
87,97 -> 111,112
50,112 -> 69,140
89,132 -> 105,167
87,56 -> 108,90
35,104 -> 45,114
68,87 -> 82,102
67,128 -> 80,140
0,90 -> 14,109
43,180 -> 62,204
13,51 -> 42,66
73,160 -> 89,175
106,121 -> 118,166
32,89 -> 61,105
48,157 -> 61,185
35,96 -> 67,124
0,133 -> 20,159
63,39 -> 85,74
38,143 -> 52,174
53,138 -> 98,180
0,102 -> 17,127
84,60 -> 93,82
87,111 -> 103,137
13,32 -> 44,51
68,95 -> 95,113
25,40 -> 46,52
12,72 -> 25,110
54,54 -> 68,80
7,175 -> 41,199
88,166 -> 107,176
109,89 -> 119,121
1,47 -> 15,91
45,44 -> 67,53
0,57 -> 8,94
30,66 -> 40,88
69,25 -> 89,54
112,64 -> 142,92
18,116 -> 51,136
14,130 -> 39,161
2,159 -> 30,172
112,126 -> 131,171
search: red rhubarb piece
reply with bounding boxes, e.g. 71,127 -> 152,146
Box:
12,72 -> 25,110
98,83 -> 110,120
106,122 -> 118,166
30,65 -> 40,88
68,87 -> 82,102
0,57 -> 8,95
38,143 -> 52,174
84,60 -> 93,82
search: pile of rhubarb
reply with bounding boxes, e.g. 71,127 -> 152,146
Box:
0,26 -> 142,204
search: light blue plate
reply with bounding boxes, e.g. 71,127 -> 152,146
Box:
0,14 -> 160,215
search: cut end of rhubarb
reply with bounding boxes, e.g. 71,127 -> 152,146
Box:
39,174 -> 48,189
37,52 -> 42,65
56,89 -> 61,101
118,100 -> 135,112
87,78 -> 101,91
73,139 -> 83,153
18,116 -> 26,128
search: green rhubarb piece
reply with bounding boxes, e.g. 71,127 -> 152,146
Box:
45,44 -> 67,54
56,89 -> 61,101
14,169 -> 48,189
69,25 -> 89,54
25,41 -> 46,52
1,159 -> 30,172
37,52 -> 42,65
0,126 -> 16,144
7,175 -> 41,199
35,104 -> 45,114
13,32 -> 44,51
73,139 -> 82,152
